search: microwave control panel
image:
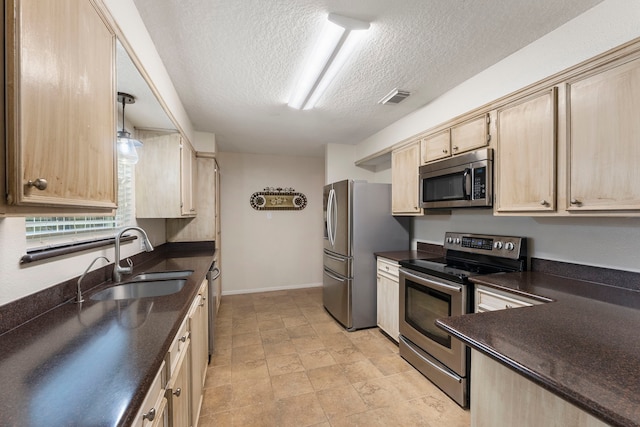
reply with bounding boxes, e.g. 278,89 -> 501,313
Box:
472,167 -> 487,200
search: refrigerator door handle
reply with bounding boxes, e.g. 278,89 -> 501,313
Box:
327,188 -> 336,247
323,268 -> 347,282
330,188 -> 338,246
326,189 -> 333,246
324,251 -> 347,262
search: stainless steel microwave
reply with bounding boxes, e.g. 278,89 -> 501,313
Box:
419,148 -> 493,209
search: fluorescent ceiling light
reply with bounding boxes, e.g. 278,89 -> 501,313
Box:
288,13 -> 370,110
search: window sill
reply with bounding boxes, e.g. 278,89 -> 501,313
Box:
20,235 -> 136,264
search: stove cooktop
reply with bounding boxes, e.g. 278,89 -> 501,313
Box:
399,257 -> 514,284
399,258 -> 481,283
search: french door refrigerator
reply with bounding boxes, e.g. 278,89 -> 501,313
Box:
323,180 -> 410,330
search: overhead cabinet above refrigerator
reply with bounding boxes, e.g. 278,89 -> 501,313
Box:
323,180 -> 410,330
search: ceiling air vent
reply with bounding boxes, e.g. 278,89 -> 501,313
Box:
378,88 -> 410,105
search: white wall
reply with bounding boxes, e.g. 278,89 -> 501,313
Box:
217,152 -> 324,294
413,212 -> 640,273
356,0 -> 640,161
325,143 -> 392,185
0,216 -> 166,306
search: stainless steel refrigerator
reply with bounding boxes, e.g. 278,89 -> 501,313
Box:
323,180 -> 410,330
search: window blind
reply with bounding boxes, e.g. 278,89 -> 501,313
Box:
25,163 -> 134,242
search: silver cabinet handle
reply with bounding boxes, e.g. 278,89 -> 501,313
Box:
179,335 -> 187,343
173,388 -> 181,397
452,145 -> 459,151
143,408 -> 156,421
570,198 -> 581,205
540,200 -> 547,206
27,178 -> 48,190
442,149 -> 448,154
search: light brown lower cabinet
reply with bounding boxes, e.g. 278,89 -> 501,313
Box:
167,339 -> 191,427
189,280 -> 209,424
376,257 -> 400,342
471,350 -> 608,427
134,361 -> 169,427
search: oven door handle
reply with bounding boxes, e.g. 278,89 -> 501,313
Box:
399,336 -> 462,383
401,270 -> 463,293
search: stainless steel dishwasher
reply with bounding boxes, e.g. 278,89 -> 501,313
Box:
207,260 -> 221,362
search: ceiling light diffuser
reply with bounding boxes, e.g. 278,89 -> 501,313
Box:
288,13 -> 370,110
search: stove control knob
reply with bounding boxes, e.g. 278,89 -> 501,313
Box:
505,242 -> 515,251
494,241 -> 503,250
447,237 -> 454,244
455,238 -> 461,245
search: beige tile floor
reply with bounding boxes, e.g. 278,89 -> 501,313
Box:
198,287 -> 470,427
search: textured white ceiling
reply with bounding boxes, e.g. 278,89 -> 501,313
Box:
130,0 -> 603,157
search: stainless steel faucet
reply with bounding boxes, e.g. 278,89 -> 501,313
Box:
76,256 -> 110,303
113,226 -> 154,282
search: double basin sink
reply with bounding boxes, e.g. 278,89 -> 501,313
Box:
91,270 -> 194,301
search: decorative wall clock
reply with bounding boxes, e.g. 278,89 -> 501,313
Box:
250,187 -> 307,211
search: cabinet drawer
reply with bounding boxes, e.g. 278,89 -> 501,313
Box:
377,257 -> 399,279
134,360 -> 166,427
166,317 -> 189,376
475,285 -> 541,312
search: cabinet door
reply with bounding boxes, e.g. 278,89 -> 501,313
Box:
135,131 -> 182,218
167,339 -> 191,427
450,114 -> 489,155
421,130 -> 451,163
496,89 -> 557,213
5,0 -> 116,209
167,155 -> 217,242
180,142 -> 197,216
376,270 -> 399,342
567,57 -> 640,211
189,280 -> 209,423
391,141 -> 422,215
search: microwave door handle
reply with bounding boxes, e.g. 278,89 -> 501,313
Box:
463,168 -> 471,200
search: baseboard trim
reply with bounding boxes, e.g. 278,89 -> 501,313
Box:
222,282 -> 322,296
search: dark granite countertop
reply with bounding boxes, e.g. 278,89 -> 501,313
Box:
0,245 -> 215,427
437,271 -> 640,427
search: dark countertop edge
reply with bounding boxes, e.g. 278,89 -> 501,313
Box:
437,318 -> 627,427
116,247 -> 215,426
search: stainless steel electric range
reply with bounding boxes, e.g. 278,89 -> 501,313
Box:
398,232 -> 527,408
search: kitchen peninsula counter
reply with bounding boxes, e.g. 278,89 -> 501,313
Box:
0,243 -> 215,427
437,271 -> 640,427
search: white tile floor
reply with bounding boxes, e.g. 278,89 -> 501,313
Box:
198,287 -> 470,427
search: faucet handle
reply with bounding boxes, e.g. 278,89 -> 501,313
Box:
124,257 -> 134,273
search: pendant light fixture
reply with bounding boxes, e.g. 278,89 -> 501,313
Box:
117,92 -> 143,164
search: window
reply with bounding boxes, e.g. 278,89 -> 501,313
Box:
25,162 -> 135,247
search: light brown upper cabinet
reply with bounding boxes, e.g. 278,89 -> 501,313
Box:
495,89 -> 557,213
167,154 -> 218,242
421,114 -> 490,164
451,113 -> 491,155
3,0 -> 116,213
135,130 -> 197,218
391,140 -> 422,216
566,57 -> 640,212
420,130 -> 450,163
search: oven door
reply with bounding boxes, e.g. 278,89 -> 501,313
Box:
399,268 -> 468,377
